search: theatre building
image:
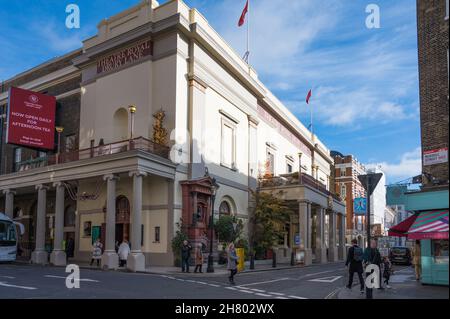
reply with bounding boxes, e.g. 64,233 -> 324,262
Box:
0,0 -> 345,270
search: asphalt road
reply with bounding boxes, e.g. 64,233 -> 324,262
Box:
0,262 -> 351,299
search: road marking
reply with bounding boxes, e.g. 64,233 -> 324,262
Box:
225,287 -> 238,291
0,276 -> 15,279
0,282 -> 37,290
236,278 -> 289,288
288,295 -> 308,299
44,275 -> 99,282
249,288 -> 267,293
270,292 -> 286,296
238,289 -> 255,294
208,284 -> 221,288
255,293 -> 272,297
309,276 -> 342,283
275,296 -> 289,299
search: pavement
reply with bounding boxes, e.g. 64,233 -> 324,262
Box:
1,261 -> 448,299
337,266 -> 449,299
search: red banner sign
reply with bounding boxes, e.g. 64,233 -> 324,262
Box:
97,39 -> 153,74
6,87 -> 56,150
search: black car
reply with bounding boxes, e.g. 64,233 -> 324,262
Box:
389,246 -> 412,265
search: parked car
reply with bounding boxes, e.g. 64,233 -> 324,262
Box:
389,246 -> 412,265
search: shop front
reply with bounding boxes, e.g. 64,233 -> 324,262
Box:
389,188 -> 449,286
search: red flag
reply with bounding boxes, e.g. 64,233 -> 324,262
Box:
238,0 -> 249,27
306,89 -> 312,104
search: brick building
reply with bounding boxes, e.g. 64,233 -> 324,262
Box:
332,151 -> 367,247
417,0 -> 449,185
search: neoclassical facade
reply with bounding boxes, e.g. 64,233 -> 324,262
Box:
0,0 -> 345,270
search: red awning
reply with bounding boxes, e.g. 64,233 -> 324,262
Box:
388,210 -> 449,240
388,213 -> 418,237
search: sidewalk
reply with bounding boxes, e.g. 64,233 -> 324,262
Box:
337,268 -> 449,299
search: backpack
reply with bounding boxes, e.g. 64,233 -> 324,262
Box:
353,246 -> 363,262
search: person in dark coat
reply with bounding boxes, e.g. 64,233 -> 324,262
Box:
181,240 -> 192,273
345,239 -> 365,293
364,239 -> 383,294
65,237 -> 75,262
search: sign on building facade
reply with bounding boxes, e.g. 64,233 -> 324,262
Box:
6,87 -> 56,150
423,148 -> 448,166
354,197 -> 367,215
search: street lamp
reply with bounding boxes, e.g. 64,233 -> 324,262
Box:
128,105 -> 137,140
207,177 -> 220,273
55,126 -> 64,164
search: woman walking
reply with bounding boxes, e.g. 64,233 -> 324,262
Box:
90,238 -> 103,267
227,243 -> 239,285
194,243 -> 204,273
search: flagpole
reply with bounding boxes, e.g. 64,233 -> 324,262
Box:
247,0 -> 250,67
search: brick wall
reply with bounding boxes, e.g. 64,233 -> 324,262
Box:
417,0 -> 449,186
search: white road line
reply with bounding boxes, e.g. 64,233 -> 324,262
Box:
249,289 -> 267,293
238,289 -> 255,294
309,276 -> 342,283
288,295 -> 308,299
270,292 -> 286,296
0,282 -> 37,290
255,293 -> 272,297
208,284 -> 221,288
275,296 -> 289,299
237,278 -> 289,288
44,275 -> 99,282
0,276 -> 15,279
225,287 -> 238,290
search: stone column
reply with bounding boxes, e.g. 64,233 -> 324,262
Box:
127,171 -> 147,272
338,213 -> 347,261
298,201 -> 312,265
328,211 -> 338,262
50,182 -> 66,266
102,174 -> 119,270
315,207 -> 327,264
3,190 -> 15,219
31,185 -> 49,264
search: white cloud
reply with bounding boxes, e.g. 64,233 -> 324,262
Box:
366,147 -> 422,182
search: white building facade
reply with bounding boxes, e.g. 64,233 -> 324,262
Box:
0,0 -> 345,270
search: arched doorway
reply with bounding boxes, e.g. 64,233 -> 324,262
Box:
115,196 -> 130,247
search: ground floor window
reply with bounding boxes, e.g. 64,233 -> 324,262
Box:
432,239 -> 449,264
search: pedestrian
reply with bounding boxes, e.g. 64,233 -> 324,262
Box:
382,256 -> 392,289
364,239 -> 383,296
227,243 -> 238,285
194,243 -> 204,273
90,238 -> 103,267
412,240 -> 422,281
345,239 -> 365,294
115,240 -> 119,253
65,237 -> 75,262
181,240 -> 192,273
118,239 -> 131,267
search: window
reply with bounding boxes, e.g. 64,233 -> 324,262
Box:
64,206 -> 76,227
154,226 -> 160,243
286,162 -> 293,174
266,150 -> 275,175
219,201 -> 231,216
65,134 -> 77,152
221,120 -> 236,169
38,151 -> 46,158
14,148 -> 22,164
340,184 -> 347,200
432,239 -> 449,264
340,169 -> 346,177
83,221 -> 92,237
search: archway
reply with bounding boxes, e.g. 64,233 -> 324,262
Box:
113,108 -> 129,141
115,195 -> 130,246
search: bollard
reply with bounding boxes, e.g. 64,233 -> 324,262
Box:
250,254 -> 255,270
272,251 -> 277,268
290,252 -> 295,266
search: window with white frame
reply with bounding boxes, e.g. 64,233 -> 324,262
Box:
340,168 -> 346,177
221,120 -> 236,169
266,150 -> 275,175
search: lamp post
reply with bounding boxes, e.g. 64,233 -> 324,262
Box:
207,177 -> 220,273
55,126 -> 64,164
298,152 -> 303,184
128,105 -> 137,140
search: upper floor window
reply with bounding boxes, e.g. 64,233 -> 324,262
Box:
14,148 -> 22,164
221,120 -> 236,170
65,134 -> 77,152
219,201 -> 232,216
286,162 -> 293,174
340,169 -> 346,177
266,150 -> 275,176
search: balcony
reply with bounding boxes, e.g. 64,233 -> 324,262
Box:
259,172 -> 342,202
13,137 -> 170,173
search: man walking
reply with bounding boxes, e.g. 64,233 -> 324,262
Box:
345,239 -> 365,294
412,240 -> 422,281
181,240 -> 192,273
364,239 -> 382,298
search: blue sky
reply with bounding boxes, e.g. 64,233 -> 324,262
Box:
0,0 -> 421,184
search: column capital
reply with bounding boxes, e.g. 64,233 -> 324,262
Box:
298,200 -> 311,206
3,189 -> 16,195
35,184 -> 50,191
103,174 -> 120,182
129,170 -> 147,178
53,182 -> 65,188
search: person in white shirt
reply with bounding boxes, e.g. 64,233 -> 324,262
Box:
118,239 -> 131,267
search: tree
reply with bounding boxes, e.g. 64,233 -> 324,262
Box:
214,215 -> 243,245
171,221 -> 188,267
250,189 -> 291,258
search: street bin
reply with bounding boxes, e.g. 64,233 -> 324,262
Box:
236,248 -> 245,272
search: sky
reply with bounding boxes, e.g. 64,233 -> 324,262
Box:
0,0 -> 422,184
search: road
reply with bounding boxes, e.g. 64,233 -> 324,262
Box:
0,262 -> 353,299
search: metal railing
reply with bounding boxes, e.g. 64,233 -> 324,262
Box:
259,172 -> 342,202
13,137 -> 170,173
